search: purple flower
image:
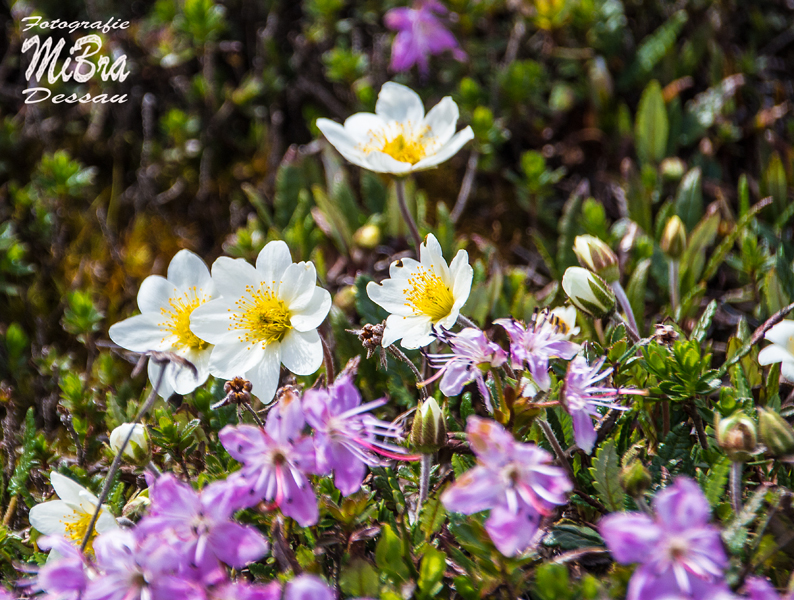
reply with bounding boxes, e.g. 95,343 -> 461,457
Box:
284,575 -> 336,600
441,417 -> 572,556
26,536 -> 89,600
84,529 -> 204,600
422,327 -> 507,410
561,356 -> 642,455
495,311 -> 580,393
599,477 -> 728,600
209,581 -> 282,600
140,474 -> 269,569
220,394 -> 320,526
744,578 -> 791,600
384,0 -> 466,75
303,374 -> 418,496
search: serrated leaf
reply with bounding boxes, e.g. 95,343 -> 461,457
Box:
589,440 -> 625,511
635,80 -> 668,164
704,456 -> 730,507
421,495 -> 447,540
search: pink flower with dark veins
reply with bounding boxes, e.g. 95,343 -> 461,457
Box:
441,417 -> 571,556
384,0 -> 466,75
219,394 -> 320,526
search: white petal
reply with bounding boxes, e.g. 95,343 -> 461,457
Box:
189,299 -> 237,344
137,275 -> 178,314
781,361 -> 794,382
290,287 -> 332,331
169,354 -> 207,396
420,233 -> 452,283
389,256 -> 421,278
29,501 -> 71,536
278,262 -> 318,311
449,250 -> 473,304
358,151 -> 414,175
765,321 -> 794,347
366,279 -> 413,316
343,113 -> 389,145
758,345 -> 794,366
280,329 -> 324,375
95,508 -> 119,533
177,347 -> 213,392
211,257 -> 260,300
381,314 -> 433,349
411,126 -> 474,172
50,472 -> 96,505
167,249 -> 213,293
256,240 -> 293,287
109,314 -> 169,353
376,82 -> 425,124
246,346 -> 282,403
438,305 -> 461,330
209,339 -> 266,380
317,118 -> 370,166
422,96 -> 459,147
149,358 -> 175,399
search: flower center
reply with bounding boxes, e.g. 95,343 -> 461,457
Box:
361,124 -> 433,165
159,288 -> 210,351
404,268 -> 454,322
232,286 -> 292,346
62,508 -> 99,552
666,536 -> 689,560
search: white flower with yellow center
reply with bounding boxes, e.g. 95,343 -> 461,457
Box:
109,250 -> 216,398
759,320 -> 794,381
316,82 -> 474,174
367,233 -> 472,349
29,472 -> 118,554
189,240 -> 332,402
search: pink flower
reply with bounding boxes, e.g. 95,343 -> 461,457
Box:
562,356 -> 641,455
303,375 -> 418,496
495,312 -> 580,393
441,417 -> 571,556
599,478 -> 728,600
422,327 -> 507,410
384,0 -> 466,75
220,395 -> 320,526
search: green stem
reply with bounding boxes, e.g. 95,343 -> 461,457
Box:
395,177 -> 422,254
416,454 -> 433,522
537,419 -> 575,483
730,461 -> 743,514
491,368 -> 506,412
669,259 -> 680,315
611,281 -> 640,338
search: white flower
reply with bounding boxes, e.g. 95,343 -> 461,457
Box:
316,82 -> 474,175
108,249 -> 217,398
367,233 -> 472,349
537,305 -> 580,339
109,423 -> 149,459
758,320 -> 794,381
561,267 -> 616,319
189,240 -> 332,402
28,472 -> 118,553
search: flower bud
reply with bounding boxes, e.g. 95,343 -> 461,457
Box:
660,157 -> 686,181
122,489 -> 151,520
758,407 -> 794,457
715,411 -> 757,462
573,235 -> 620,283
561,267 -> 616,319
109,423 -> 150,463
410,398 -> 446,454
353,224 -> 381,249
661,216 -> 687,260
619,460 -> 651,497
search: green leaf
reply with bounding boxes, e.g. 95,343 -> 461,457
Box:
703,456 -> 730,507
375,524 -> 411,584
339,558 -> 379,598
691,300 -> 717,344
626,259 -> 651,336
763,153 -> 788,214
588,439 -> 625,511
534,563 -> 572,600
421,495 -> 447,540
635,80 -> 668,164
543,523 -> 605,550
674,167 -> 703,232
417,547 -> 447,600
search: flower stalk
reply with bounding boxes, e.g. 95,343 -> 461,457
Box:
395,177 -> 423,253
611,280 -> 640,339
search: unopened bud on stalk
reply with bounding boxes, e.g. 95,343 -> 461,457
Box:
353,224 -> 381,249
619,460 -> 651,497
715,411 -> 757,462
758,407 -> 794,457
410,398 -> 447,454
661,216 -> 687,260
573,235 -> 620,283
561,267 -> 616,319
109,423 -> 150,463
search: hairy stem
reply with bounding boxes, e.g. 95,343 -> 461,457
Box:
537,419 -> 575,483
730,461 -> 743,514
320,333 -> 335,384
416,453 -> 433,522
669,260 -> 680,314
610,312 -> 640,344
395,177 -> 422,253
456,313 -> 478,329
611,281 -> 640,338
243,402 -> 265,428
81,361 -> 166,552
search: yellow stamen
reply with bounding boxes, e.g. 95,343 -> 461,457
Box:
231,286 -> 292,346
404,268 -> 454,322
360,124 -> 433,165
159,287 -> 209,350
62,509 -> 99,552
